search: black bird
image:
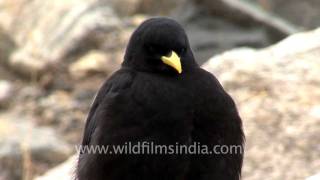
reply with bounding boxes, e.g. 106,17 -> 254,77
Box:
76,17 -> 244,180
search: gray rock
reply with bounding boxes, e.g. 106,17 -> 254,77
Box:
134,0 -> 186,15
0,112 -> 72,180
184,16 -> 270,64
34,155 -> 77,180
0,27 -> 15,64
37,90 -> 87,144
203,27 -> 320,180
108,0 -> 186,16
193,0 -> 300,35
307,173 -> 320,180
248,0 -> 320,29
69,50 -> 120,79
0,80 -> 14,108
108,0 -> 144,16
0,0 -> 122,77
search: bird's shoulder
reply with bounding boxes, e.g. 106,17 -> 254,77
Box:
81,68 -> 136,146
192,68 -> 227,95
191,68 -> 237,109
100,68 -> 136,94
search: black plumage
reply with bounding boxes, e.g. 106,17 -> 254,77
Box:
76,17 -> 244,180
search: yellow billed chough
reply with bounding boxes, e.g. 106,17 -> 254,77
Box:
76,17 -> 244,180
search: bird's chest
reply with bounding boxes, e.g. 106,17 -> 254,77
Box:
133,75 -> 193,114
131,75 -> 194,141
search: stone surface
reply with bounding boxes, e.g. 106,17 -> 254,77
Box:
249,0 -> 320,29
34,155 -> 77,180
0,27 -> 15,64
0,0 -> 122,77
135,0 -> 186,15
0,112 -> 72,180
35,90 -> 87,144
203,28 -> 320,180
0,80 -> 14,108
69,50 -> 120,79
192,0 -> 300,35
182,16 -> 270,64
307,173 -> 320,180
108,0 -> 143,16
108,0 -> 186,16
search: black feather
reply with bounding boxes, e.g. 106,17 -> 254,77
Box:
76,17 -> 244,180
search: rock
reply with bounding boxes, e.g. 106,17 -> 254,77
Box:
11,85 -> 45,117
35,155 -> 77,180
193,0 -> 301,35
202,28 -> 320,180
9,52 -> 50,77
109,0 -> 186,16
135,0 -> 186,15
0,27 -> 15,64
69,50 -> 120,79
184,16 -> 271,64
0,0 -> 122,77
250,0 -> 320,29
127,14 -> 150,27
37,91 -> 87,144
0,112 -> 72,180
307,173 -> 320,180
108,0 -> 143,16
0,80 -> 14,108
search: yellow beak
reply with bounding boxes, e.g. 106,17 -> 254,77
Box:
161,51 -> 182,74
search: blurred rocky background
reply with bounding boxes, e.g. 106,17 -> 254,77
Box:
0,0 -> 319,180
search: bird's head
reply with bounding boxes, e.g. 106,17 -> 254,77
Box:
123,17 -> 197,75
